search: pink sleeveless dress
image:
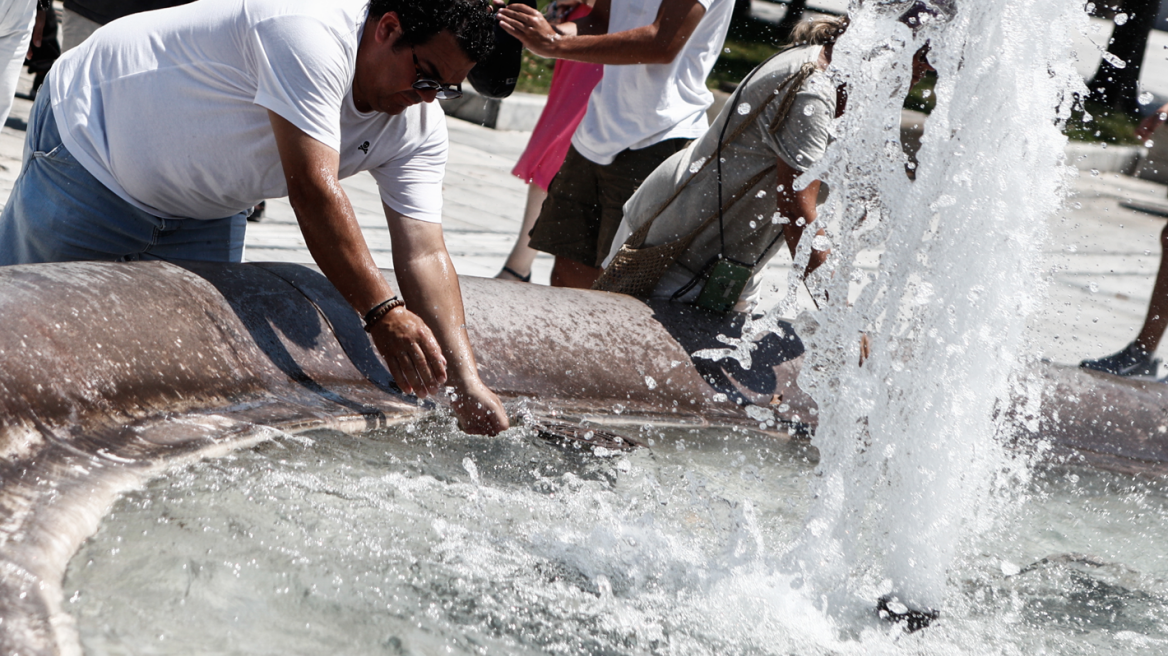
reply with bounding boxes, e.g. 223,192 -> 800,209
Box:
510,3 -> 603,191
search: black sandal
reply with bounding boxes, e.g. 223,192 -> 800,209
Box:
500,266 -> 531,283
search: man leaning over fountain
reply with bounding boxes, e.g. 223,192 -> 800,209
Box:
0,0 -> 510,436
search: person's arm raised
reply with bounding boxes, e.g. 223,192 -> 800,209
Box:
498,0 -> 705,64
775,162 -> 828,279
267,110 -> 449,402
383,205 -> 509,436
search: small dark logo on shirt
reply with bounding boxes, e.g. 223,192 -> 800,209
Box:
358,141 -> 371,154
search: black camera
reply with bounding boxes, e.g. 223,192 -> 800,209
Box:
466,0 -> 537,99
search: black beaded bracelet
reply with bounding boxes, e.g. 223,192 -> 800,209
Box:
363,296 -> 405,332
37,0 -> 51,12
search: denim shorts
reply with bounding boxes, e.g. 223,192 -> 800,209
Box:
0,87 -> 247,266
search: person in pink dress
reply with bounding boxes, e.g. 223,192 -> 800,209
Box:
496,0 -> 602,283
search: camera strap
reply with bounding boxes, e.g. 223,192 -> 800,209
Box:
673,56 -> 818,303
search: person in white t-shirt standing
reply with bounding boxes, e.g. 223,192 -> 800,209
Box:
0,0 -> 49,128
498,0 -> 733,289
0,0 -> 509,436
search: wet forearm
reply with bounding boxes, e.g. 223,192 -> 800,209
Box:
386,215 -> 480,384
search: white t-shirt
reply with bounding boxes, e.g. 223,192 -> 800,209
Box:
48,0 -> 447,222
571,0 -> 733,166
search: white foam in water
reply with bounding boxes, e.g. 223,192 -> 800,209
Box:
63,423 -> 1168,654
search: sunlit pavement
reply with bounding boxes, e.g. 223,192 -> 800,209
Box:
3,18 -> 1168,371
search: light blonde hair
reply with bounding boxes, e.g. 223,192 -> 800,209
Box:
787,16 -> 850,47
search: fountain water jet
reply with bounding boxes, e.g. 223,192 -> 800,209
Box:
776,0 -> 1087,619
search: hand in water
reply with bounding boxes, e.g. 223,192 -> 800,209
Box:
367,307 -> 447,398
449,379 -> 510,436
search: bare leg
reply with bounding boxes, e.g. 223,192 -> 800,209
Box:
1134,222 -> 1168,353
550,256 -> 601,289
497,184 -> 547,281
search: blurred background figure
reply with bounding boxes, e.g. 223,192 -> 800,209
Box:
500,0 -> 734,289
1080,101 -> 1168,378
22,1 -> 57,99
60,0 -> 191,51
497,0 -> 602,283
0,0 -> 40,129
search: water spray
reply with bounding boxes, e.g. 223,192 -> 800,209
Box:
775,0 -> 1085,626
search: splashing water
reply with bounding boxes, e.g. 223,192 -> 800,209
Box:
788,0 -> 1081,615
63,424 -> 1168,654
700,0 -> 1084,618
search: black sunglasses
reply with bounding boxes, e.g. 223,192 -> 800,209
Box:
412,52 -> 462,100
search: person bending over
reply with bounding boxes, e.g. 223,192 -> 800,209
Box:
0,0 -> 509,435
596,11 -> 937,313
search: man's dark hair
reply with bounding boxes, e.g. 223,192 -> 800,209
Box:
369,0 -> 495,62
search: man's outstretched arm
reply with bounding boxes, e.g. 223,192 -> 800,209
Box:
498,0 -> 705,64
268,111 -> 506,435
383,205 -> 508,436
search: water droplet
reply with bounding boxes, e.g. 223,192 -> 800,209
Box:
749,220 -> 757,229
737,102 -> 751,115
1102,52 -> 1127,69
922,89 -> 932,98
795,218 -> 806,227
1114,12 -> 1128,25
1147,140 -> 1156,148
930,194 -> 957,210
644,376 -> 657,390
755,189 -> 766,198
772,212 -> 788,224
461,457 -> 480,484
1088,282 -> 1099,293
802,104 -> 815,116
724,47 -> 731,54
688,157 -> 707,173
1139,91 -> 1154,105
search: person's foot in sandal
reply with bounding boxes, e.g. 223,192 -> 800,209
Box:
496,266 -> 531,282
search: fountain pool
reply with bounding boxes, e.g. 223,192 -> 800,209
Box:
7,1 -> 1168,653
63,418 -> 1168,655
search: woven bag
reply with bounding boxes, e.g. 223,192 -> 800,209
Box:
593,62 -> 818,298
